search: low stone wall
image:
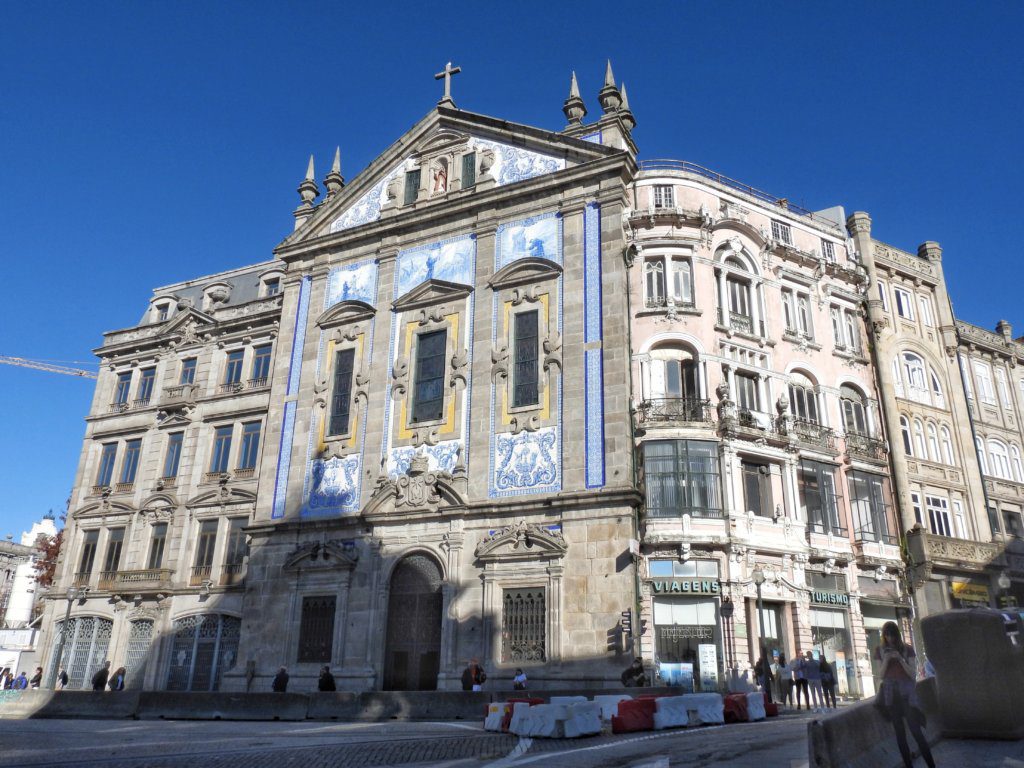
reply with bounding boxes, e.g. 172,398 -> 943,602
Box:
309,691 -> 490,721
807,678 -> 940,768
136,692 -> 309,721
0,689 -> 141,720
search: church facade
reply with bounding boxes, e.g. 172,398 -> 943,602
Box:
36,65 -> 1013,695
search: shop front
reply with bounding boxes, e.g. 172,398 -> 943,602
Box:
949,579 -> 992,609
858,575 -> 905,697
806,574 -> 856,697
648,558 -> 723,692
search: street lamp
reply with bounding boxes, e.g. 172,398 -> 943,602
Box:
752,565 -> 767,664
47,586 -> 78,689
998,571 -> 1012,608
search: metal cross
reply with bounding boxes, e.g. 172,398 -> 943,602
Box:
434,61 -> 461,105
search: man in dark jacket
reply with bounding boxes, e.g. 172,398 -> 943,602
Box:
318,666 -> 336,692
91,661 -> 111,692
272,666 -> 289,692
460,659 -> 486,691
621,658 -> 648,687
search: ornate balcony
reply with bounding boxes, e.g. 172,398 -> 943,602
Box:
246,377 -> 269,390
113,568 -> 174,592
72,572 -> 91,588
162,383 -> 198,409
906,527 -> 1000,586
846,433 -> 888,463
218,381 -> 244,395
190,565 -> 213,586
220,562 -> 246,586
789,419 -> 836,451
113,481 -> 135,494
636,397 -> 712,427
233,467 -> 255,480
98,570 -> 118,590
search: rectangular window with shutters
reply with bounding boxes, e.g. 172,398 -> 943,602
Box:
461,153 -> 476,188
800,460 -> 844,535
96,443 -> 117,487
238,422 -> 261,470
147,523 -> 167,570
512,311 -> 539,408
328,349 -> 355,435
297,596 -> 336,663
103,528 -> 125,573
163,432 -> 183,479
404,169 -> 421,205
78,530 -> 99,576
412,330 -> 447,423
741,461 -> 772,517
502,588 -> 546,663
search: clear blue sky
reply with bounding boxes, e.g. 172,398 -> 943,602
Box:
2,2 -> 1022,539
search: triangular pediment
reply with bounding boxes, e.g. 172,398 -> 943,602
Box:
489,257 -> 563,291
392,278 -> 472,313
187,485 -> 257,508
315,299 -> 376,329
283,540 -> 359,572
475,521 -> 568,562
276,106 -> 619,253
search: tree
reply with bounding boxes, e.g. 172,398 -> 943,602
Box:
32,509 -> 66,590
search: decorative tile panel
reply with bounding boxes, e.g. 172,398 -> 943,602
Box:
583,203 -> 605,488
394,234 -> 475,298
272,401 -> 297,519
580,131 -> 603,145
306,454 -> 361,514
328,161 -> 407,234
286,276 -> 312,396
493,427 -> 560,495
496,213 -> 562,269
387,440 -> 460,477
325,261 -> 378,307
469,138 -> 565,187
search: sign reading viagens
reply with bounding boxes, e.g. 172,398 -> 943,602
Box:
649,579 -> 721,596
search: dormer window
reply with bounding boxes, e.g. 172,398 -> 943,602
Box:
264,278 -> 280,297
156,303 -> 170,322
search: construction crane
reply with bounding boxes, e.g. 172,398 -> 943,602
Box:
0,355 -> 98,380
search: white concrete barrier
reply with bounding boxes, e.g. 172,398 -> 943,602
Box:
592,694 -> 632,721
563,701 -> 602,738
508,701 -> 533,735
746,692 -> 766,722
484,702 -> 509,732
653,696 -> 690,730
679,693 -> 724,725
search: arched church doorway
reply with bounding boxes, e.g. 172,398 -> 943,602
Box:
383,553 -> 443,690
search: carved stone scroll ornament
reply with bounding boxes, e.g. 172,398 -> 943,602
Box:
510,414 -> 540,435
475,520 -> 567,561
450,347 -> 469,388
410,427 -> 440,448
491,343 -> 509,383
391,356 -> 409,398
417,307 -> 447,327
511,286 -> 539,306
543,332 -> 562,373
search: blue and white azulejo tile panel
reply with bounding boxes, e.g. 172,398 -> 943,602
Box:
272,401 -> 297,519
495,212 -> 562,269
325,260 -> 378,307
329,161 -> 408,234
387,440 -> 461,478
469,138 -> 564,187
493,427 -> 560,495
394,234 -> 475,298
580,130 -> 603,145
306,454 -> 362,515
583,203 -> 605,488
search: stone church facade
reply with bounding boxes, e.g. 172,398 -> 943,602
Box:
36,65 -> 1016,695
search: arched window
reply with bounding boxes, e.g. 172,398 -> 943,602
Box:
902,353 -> 928,403
976,437 -> 989,475
647,344 -> 701,405
900,415 -> 913,456
913,419 -> 927,458
940,426 -> 955,465
989,440 -> 1012,480
724,256 -> 753,330
926,423 -> 940,462
1012,445 -> 1024,482
788,372 -> 819,424
930,369 -> 945,408
840,385 -> 868,436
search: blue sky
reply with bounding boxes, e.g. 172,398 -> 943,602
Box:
2,2 -> 1022,538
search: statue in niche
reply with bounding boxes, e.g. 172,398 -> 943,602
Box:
432,161 -> 448,194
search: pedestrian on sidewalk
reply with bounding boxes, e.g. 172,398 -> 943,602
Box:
13,672 -> 28,690
57,669 -> 69,690
819,656 -> 837,709
0,668 -> 11,690
272,667 -> 289,692
108,667 -> 126,691
754,648 -> 774,703
875,621 -> 936,768
803,651 -> 825,713
777,654 -> 793,708
513,668 -> 528,690
29,667 -> 42,689
461,659 -> 487,692
793,655 -> 809,710
318,665 -> 336,692
91,661 -> 111,692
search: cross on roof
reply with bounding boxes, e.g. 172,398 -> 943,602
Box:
434,62 -> 461,107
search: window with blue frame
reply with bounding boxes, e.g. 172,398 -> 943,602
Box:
179,358 -> 197,385
137,368 -> 156,403
113,372 -> 132,405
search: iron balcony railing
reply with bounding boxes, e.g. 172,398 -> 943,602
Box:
790,418 -> 836,450
247,377 -> 269,390
637,397 -> 712,425
846,432 -> 887,461
636,159 -> 843,232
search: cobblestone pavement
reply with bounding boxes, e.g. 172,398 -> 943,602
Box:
1,712 -> 1022,767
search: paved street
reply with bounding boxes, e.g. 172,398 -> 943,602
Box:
1,712 -> 1022,767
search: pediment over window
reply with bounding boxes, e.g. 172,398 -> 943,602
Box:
475,520 -> 568,562
187,484 -> 257,509
315,300 -> 376,329
283,540 -> 360,572
74,500 -> 134,519
417,127 -> 470,155
392,278 -> 473,313
488,257 -> 563,291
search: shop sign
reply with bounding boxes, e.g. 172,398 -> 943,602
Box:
649,579 -> 721,596
810,590 -> 849,606
951,582 -> 990,605
698,643 -> 719,691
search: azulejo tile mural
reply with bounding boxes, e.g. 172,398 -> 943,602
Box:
496,213 -> 562,268
387,440 -> 461,477
394,235 -> 475,298
494,427 -> 560,493
329,162 -> 407,234
325,261 -> 378,307
583,203 -> 605,489
306,454 -> 361,514
469,138 -> 565,187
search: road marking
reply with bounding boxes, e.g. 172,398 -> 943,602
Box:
634,757 -> 670,768
488,736 -> 534,767
425,721 -> 486,731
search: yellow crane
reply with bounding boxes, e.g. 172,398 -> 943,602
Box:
0,355 -> 98,380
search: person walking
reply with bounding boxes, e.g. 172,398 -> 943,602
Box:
754,648 -> 774,703
461,659 -> 487,692
91,661 -> 111,692
108,667 -> 126,691
777,654 -> 793,709
803,651 -> 825,713
875,621 -> 936,768
29,667 -> 43,689
318,666 -> 336,692
14,671 -> 29,690
57,669 -> 69,690
819,656 -> 837,709
272,667 -> 289,692
512,668 -> 528,690
793,654 -> 809,710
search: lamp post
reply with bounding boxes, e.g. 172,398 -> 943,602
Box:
998,571 -> 1013,608
752,566 -> 767,663
47,586 -> 78,689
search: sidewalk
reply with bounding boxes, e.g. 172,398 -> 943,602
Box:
925,737 -> 1024,767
